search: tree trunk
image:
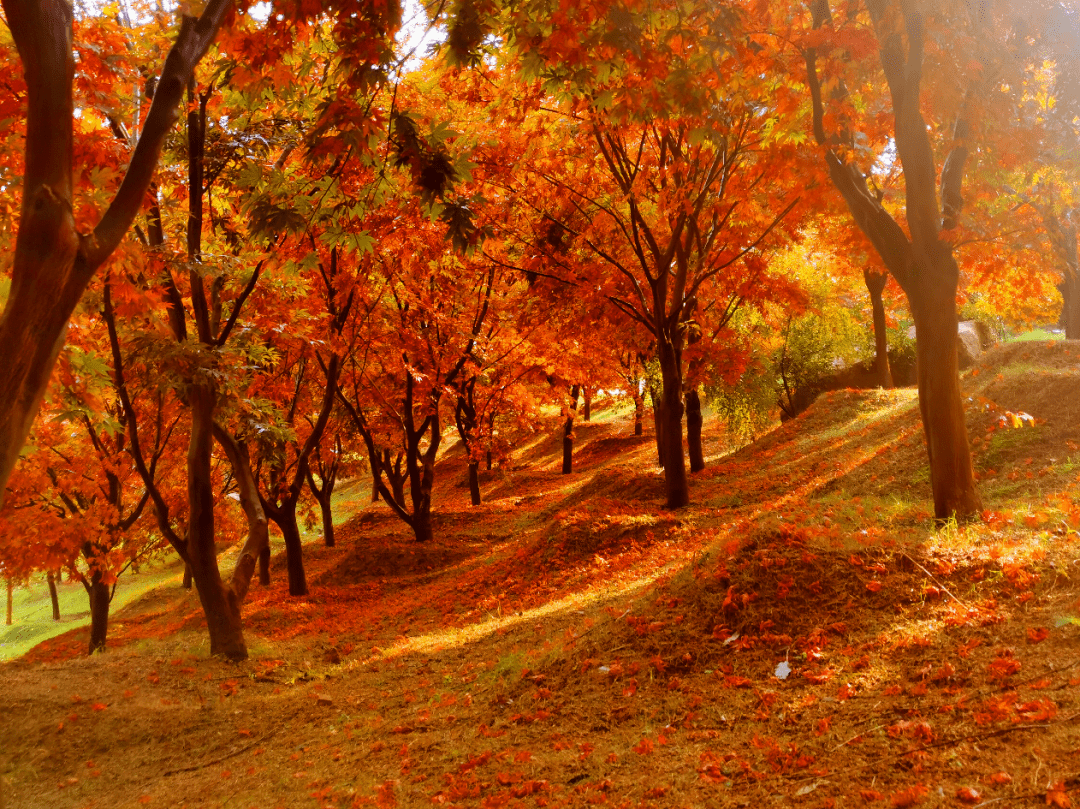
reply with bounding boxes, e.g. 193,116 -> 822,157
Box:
1063,272 -> 1080,340
686,387 -> 705,473
864,269 -> 894,388
371,457 -> 381,502
911,280 -> 982,521
258,545 -> 270,586
5,578 -> 11,626
650,387 -> 664,466
562,384 -> 580,474
657,341 -> 689,508
582,386 -> 592,421
268,503 -> 308,597
0,0 -> 233,502
182,564 -> 193,590
87,576 -> 109,654
634,392 -> 644,436
319,495 -> 335,547
186,382 -> 247,660
468,461 -> 481,506
412,508 -> 434,543
47,571 -> 60,620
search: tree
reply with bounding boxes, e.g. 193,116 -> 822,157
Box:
798,0 -> 1079,519
0,0 -> 232,499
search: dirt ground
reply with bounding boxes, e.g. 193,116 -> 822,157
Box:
4,341 -> 1080,808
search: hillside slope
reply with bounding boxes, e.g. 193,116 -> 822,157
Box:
4,342 -> 1080,808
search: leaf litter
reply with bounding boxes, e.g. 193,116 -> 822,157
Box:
4,342 -> 1080,807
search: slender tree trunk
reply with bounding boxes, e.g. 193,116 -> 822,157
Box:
370,456 -> 381,502
186,382 -> 247,660
686,387 -> 705,473
182,564 -> 193,590
562,384 -> 580,474
650,387 -> 664,466
864,269 -> 894,388
87,575 -> 109,654
582,386 -> 592,422
258,546 -> 270,586
634,392 -> 644,436
468,461 -> 481,506
47,571 -> 60,620
657,340 -> 689,507
319,495 -> 335,547
5,578 -> 11,626
267,503 -> 308,597
911,276 -> 982,521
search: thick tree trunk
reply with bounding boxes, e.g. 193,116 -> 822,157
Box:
864,269 -> 894,388
562,384 -> 580,474
47,571 -> 60,620
912,282 -> 982,521
412,509 -> 435,543
87,576 -> 109,654
633,392 -> 644,436
468,461 -> 481,506
686,387 -> 705,473
657,341 -> 689,508
182,564 -> 193,590
186,382 -> 247,660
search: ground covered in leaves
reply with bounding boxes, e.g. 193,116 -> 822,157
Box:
5,342 -> 1080,808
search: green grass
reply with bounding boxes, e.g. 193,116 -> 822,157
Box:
1,477 -> 370,662
0,557 -> 186,661
1008,328 -> 1064,342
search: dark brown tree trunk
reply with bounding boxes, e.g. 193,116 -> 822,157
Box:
182,564 -> 193,590
634,392 -> 644,436
267,504 -> 307,597
47,571 -> 60,620
562,384 -> 580,474
686,387 -> 705,473
87,575 -> 109,654
370,456 -> 381,502
186,382 -> 247,660
582,386 -> 592,421
319,497 -> 335,547
864,269 -> 894,388
468,461 -> 481,506
657,341 -> 689,508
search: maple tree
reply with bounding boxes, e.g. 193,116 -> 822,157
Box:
0,0 -> 231,499
796,0 -> 1079,519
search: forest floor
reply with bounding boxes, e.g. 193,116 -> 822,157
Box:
5,341 -> 1080,809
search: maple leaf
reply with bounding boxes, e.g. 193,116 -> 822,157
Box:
890,784 -> 928,807
1047,782 -> 1073,808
